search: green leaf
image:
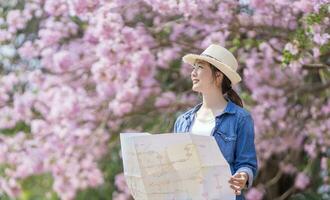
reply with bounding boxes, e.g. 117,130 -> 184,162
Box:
0,121 -> 31,136
19,173 -> 59,200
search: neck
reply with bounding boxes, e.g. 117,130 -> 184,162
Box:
200,89 -> 228,112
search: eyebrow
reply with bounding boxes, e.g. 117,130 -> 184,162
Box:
194,61 -> 207,66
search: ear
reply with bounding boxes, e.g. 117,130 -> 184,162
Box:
215,72 -> 223,87
215,72 -> 222,79
214,74 -> 220,85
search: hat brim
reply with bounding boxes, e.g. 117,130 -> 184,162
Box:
182,54 -> 241,85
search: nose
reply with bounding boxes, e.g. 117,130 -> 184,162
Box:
191,67 -> 197,78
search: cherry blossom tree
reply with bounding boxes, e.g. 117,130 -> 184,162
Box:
0,0 -> 329,199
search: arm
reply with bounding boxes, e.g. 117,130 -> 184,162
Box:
234,114 -> 258,189
172,116 -> 180,133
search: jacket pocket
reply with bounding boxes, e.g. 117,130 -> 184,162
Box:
214,130 -> 237,163
216,130 -> 237,142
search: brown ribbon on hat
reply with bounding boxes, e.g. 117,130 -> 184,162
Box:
201,53 -> 224,64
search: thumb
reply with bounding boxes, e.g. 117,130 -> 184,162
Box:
234,173 -> 242,178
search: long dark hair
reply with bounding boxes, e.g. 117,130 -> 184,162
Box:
209,63 -> 244,108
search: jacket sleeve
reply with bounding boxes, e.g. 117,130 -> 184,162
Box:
172,116 -> 180,133
172,114 -> 182,133
234,114 -> 258,189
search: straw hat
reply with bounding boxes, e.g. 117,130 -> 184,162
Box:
182,44 -> 242,85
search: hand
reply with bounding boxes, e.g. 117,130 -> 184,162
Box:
228,172 -> 248,195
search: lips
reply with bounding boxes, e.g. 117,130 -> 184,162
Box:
192,79 -> 199,84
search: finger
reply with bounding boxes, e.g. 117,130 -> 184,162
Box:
231,176 -> 247,187
236,172 -> 248,181
232,175 -> 246,181
230,184 -> 240,191
229,183 -> 244,191
230,183 -> 242,195
229,176 -> 245,184
235,172 -> 248,179
234,189 -> 241,195
230,177 -> 245,183
229,178 -> 245,186
228,180 -> 243,188
230,178 -> 244,184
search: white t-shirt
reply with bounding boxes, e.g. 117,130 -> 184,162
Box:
191,107 -> 225,136
191,117 -> 215,136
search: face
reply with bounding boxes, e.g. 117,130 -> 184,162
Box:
190,60 -> 222,93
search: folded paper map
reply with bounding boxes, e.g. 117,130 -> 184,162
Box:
120,133 -> 235,200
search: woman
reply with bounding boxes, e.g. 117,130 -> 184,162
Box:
173,44 -> 258,200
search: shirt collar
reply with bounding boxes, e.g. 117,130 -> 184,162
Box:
184,98 -> 236,120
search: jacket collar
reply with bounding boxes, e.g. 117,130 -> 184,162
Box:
184,98 -> 236,120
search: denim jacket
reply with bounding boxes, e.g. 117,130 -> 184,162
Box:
172,98 -> 258,200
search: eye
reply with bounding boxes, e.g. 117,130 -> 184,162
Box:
193,64 -> 203,69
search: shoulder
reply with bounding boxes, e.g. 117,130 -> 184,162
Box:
173,106 -> 196,133
233,106 -> 255,132
174,102 -> 201,126
231,102 -> 254,123
229,101 -> 252,117
174,107 -> 194,123
228,103 -> 255,135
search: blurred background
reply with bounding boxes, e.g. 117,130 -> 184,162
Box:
0,0 -> 329,199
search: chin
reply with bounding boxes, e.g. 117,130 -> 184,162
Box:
192,85 -> 203,93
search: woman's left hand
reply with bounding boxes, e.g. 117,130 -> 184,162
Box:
228,172 -> 248,195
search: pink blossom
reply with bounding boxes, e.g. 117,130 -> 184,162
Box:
304,141 -> 317,159
250,0 -> 267,9
53,50 -> 76,72
113,192 -> 132,200
245,187 -> 264,200
86,169 -> 104,187
294,172 -> 310,189
109,101 -> 133,117
0,30 -> 12,42
312,47 -> 320,58
284,42 -> 299,55
115,173 -> 130,193
68,0 -> 100,16
293,0 -> 314,13
44,0 -> 69,16
321,157 -> 328,170
180,63 -> 193,77
154,91 -> 176,108
279,162 -> 297,174
18,41 -> 39,59
313,33 -> 330,45
156,47 -> 181,69
38,29 -> 63,46
0,178 -> 22,198
6,10 -> 27,33
201,31 -> 229,49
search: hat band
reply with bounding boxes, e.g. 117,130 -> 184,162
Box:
201,53 -> 224,64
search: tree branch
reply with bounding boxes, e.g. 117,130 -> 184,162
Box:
302,63 -> 330,70
296,80 -> 330,95
265,170 -> 283,188
274,186 -> 295,200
